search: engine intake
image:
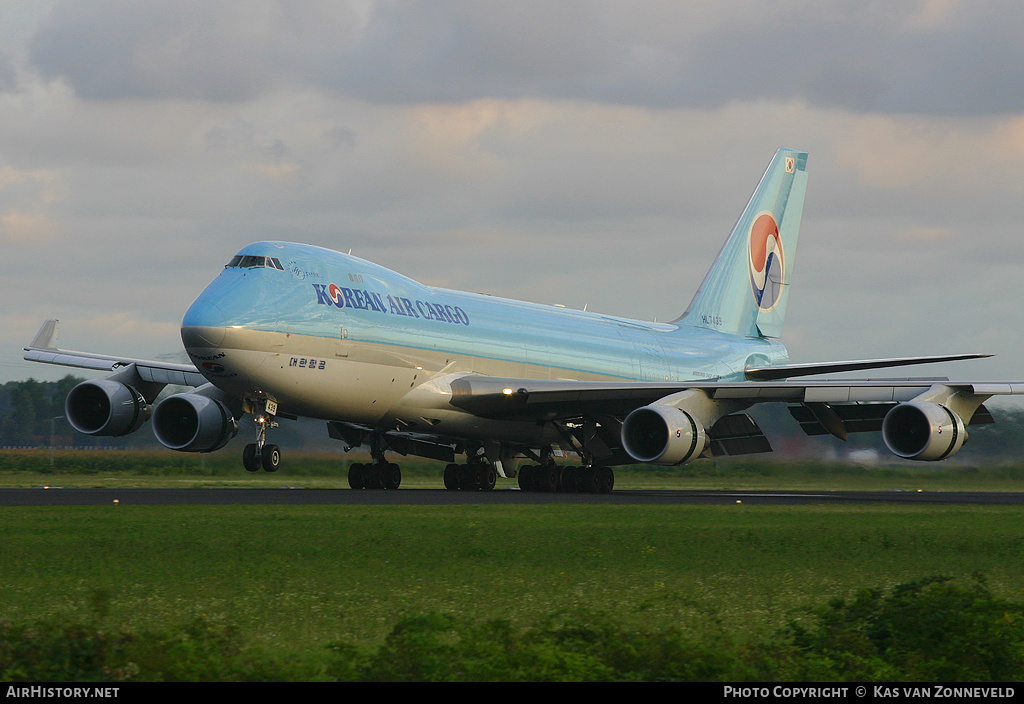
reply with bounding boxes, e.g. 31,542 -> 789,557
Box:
65,379 -> 150,437
621,405 -> 708,465
153,393 -> 238,452
882,401 -> 967,461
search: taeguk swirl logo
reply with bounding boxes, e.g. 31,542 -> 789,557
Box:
748,211 -> 784,312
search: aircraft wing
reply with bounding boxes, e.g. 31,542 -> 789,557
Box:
444,373 -> 1022,422
743,353 -> 993,380
22,319 -> 206,387
436,372 -> 1019,462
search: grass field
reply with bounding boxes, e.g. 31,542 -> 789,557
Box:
5,502 -> 1024,645
2,450 -> 1024,679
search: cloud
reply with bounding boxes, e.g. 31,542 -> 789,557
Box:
0,164 -> 62,245
4,0 -> 1024,388
0,208 -> 59,244
23,1 -> 1024,116
28,0 -> 281,101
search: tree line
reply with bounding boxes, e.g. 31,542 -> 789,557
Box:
0,376 -> 108,448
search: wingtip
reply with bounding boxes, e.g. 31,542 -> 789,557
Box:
28,319 -> 59,350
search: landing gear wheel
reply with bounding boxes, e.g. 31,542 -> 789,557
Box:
382,463 -> 402,490
458,464 -> 476,490
517,465 -> 534,491
261,444 -> 281,472
365,463 -> 384,489
478,464 -> 497,491
560,465 -> 578,492
577,466 -> 599,493
444,463 -> 459,490
539,465 -> 559,492
348,463 -> 366,489
243,444 -> 261,472
598,466 -> 615,494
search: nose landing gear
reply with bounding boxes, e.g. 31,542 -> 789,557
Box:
243,404 -> 281,472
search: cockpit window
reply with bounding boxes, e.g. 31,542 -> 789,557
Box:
226,255 -> 285,270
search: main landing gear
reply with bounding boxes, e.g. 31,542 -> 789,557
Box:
516,431 -> 615,493
243,408 -> 281,472
347,433 -> 403,490
348,462 -> 402,490
439,451 -> 615,493
517,463 -> 614,494
443,461 -> 498,491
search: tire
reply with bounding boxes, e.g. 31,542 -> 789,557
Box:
261,444 -> 281,472
578,466 -> 599,493
444,463 -> 460,490
366,463 -> 384,490
348,463 -> 366,489
458,464 -> 476,491
243,444 -> 261,472
560,465 -> 577,492
533,465 -> 556,492
478,464 -> 497,491
518,465 -> 534,491
383,463 -> 402,490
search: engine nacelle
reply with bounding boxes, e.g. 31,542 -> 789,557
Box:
152,393 -> 238,452
65,379 -> 150,437
882,401 -> 967,461
621,404 -> 709,465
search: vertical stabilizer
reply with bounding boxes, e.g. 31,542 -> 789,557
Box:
676,148 -> 808,338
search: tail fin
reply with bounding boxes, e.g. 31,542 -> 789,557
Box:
676,148 -> 808,339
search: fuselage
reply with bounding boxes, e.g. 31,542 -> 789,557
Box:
180,241 -> 789,433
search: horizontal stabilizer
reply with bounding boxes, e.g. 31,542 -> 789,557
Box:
744,354 -> 993,381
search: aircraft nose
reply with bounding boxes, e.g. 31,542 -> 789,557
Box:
181,299 -> 227,348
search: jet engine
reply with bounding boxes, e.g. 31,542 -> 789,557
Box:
621,404 -> 709,465
152,392 -> 238,452
65,379 -> 150,437
881,401 -> 967,461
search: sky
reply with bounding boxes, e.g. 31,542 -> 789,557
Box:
4,0 -> 1024,392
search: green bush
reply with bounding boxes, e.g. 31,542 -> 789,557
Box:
777,576 -> 1024,681
4,577 -> 1023,681
0,617 -> 308,682
330,577 -> 1024,682
327,610 -> 752,682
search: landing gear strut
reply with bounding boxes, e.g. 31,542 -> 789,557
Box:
243,402 -> 280,472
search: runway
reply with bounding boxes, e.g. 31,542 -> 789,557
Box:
2,487 -> 1023,506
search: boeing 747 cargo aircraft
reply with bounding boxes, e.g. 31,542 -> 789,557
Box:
24,148 -> 1023,492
